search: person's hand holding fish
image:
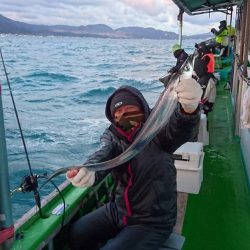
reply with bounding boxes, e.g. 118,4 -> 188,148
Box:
67,168 -> 95,187
175,78 -> 202,114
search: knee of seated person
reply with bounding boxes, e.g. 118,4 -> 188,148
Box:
69,221 -> 88,243
203,102 -> 214,114
207,102 -> 214,108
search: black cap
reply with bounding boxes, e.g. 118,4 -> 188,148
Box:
199,42 -> 206,48
110,90 -> 143,116
219,20 -> 227,28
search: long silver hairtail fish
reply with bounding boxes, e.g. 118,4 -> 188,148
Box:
45,55 -> 195,182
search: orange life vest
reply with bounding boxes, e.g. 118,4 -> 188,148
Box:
202,53 -> 215,73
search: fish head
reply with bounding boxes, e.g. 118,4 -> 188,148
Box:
179,55 -> 194,81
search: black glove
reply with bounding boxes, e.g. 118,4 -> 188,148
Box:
211,28 -> 216,34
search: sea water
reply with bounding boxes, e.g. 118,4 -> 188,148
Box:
0,34 -> 201,221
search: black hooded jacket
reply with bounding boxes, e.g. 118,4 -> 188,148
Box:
169,49 -> 188,74
84,86 -> 200,230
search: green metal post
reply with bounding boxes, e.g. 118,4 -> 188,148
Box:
0,84 -> 14,247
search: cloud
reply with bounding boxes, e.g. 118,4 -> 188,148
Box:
120,0 -> 174,16
0,0 -> 232,35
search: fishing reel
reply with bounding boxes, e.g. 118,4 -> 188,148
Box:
20,175 -> 39,192
11,174 -> 42,195
11,174 -> 45,217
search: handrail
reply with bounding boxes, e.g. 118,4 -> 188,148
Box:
235,53 -> 250,86
238,65 -> 250,86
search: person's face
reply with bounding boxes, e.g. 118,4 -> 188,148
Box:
114,105 -> 141,123
173,51 -> 179,58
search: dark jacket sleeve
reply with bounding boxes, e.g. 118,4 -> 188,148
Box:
157,103 -> 200,154
170,52 -> 188,73
170,59 -> 184,73
84,128 -> 116,184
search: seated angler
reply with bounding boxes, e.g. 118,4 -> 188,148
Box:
66,80 -> 202,250
169,44 -> 188,74
160,44 -> 188,87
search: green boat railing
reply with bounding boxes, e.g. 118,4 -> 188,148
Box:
11,176 -> 114,250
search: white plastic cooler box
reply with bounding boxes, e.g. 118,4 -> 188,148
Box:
173,142 -> 204,194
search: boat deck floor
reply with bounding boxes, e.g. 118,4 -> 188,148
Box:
182,74 -> 250,250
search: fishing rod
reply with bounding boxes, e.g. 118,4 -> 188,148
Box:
0,48 -> 44,218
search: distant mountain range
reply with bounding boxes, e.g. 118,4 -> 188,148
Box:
0,14 -> 212,40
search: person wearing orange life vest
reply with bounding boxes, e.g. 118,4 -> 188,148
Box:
194,42 -> 216,114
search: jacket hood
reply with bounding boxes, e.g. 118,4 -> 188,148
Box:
105,85 -> 150,124
198,44 -> 211,55
173,49 -> 184,58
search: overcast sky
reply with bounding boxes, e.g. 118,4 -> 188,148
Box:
0,0 -> 232,35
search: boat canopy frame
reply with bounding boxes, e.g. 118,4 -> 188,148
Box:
172,0 -> 242,15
